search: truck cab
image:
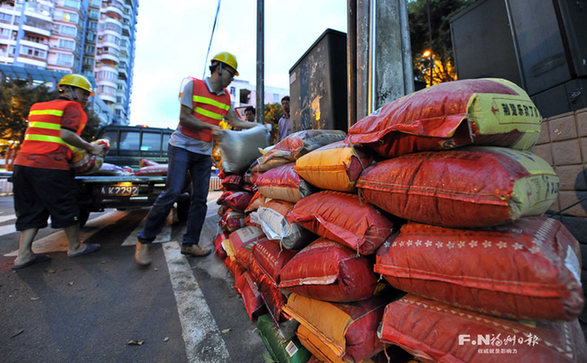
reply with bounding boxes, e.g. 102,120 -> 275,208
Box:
97,125 -> 174,169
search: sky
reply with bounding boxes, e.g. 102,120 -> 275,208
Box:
129,0 -> 348,128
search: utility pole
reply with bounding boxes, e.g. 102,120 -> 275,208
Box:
256,0 -> 265,123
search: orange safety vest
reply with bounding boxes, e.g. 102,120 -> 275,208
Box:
20,100 -> 87,158
180,78 -> 231,142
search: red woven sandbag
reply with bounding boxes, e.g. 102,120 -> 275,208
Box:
346,78 -> 542,158
357,147 -> 559,228
220,211 -> 245,233
213,232 -> 228,259
235,268 -> 266,321
134,164 -> 168,176
284,293 -> 388,362
256,163 -> 314,203
380,295 -> 587,363
225,226 -> 266,258
253,239 -> 297,284
223,191 -> 253,212
375,217 -> 583,321
221,174 -> 243,191
288,191 -> 395,255
256,271 -> 288,325
216,191 -> 234,205
139,158 -> 160,167
279,238 -> 378,302
223,256 -> 238,279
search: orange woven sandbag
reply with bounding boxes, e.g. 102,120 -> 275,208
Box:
346,78 -> 542,158
235,268 -> 266,321
279,238 -> 378,302
283,293 -> 388,363
375,217 -> 583,321
288,191 -> 396,255
139,158 -> 160,167
253,239 -> 297,284
255,130 -> 347,172
256,163 -> 315,203
380,295 -> 587,363
357,146 -> 559,228
245,191 -> 265,213
134,164 -> 168,176
294,141 -> 373,192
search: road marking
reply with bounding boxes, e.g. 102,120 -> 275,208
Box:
4,210 -> 129,257
0,214 -> 15,224
0,223 -> 16,237
162,241 -> 230,363
120,216 -> 172,246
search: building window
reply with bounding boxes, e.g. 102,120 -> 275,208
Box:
0,12 -> 13,24
58,38 -> 75,50
230,87 -> 236,96
85,44 -> 95,53
59,24 -> 77,36
56,52 -> 74,66
63,0 -> 81,10
89,9 -> 99,19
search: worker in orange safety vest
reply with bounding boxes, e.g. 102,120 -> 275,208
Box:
134,51 -> 259,266
11,74 -> 106,270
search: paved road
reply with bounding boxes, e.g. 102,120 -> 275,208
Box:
0,193 -> 267,363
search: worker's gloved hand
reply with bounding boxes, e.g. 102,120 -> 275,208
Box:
89,142 -> 106,157
212,127 -> 225,141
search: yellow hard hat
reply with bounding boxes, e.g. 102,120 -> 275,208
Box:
58,74 -> 94,95
211,52 -> 239,76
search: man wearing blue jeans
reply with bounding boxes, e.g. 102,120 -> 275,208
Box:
135,52 -> 257,266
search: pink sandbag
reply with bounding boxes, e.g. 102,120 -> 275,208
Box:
256,163 -> 315,203
279,238 -> 378,302
375,217 -> 583,321
134,164 -> 168,176
380,294 -> 587,363
287,191 -> 396,255
252,238 -> 297,284
357,147 -> 559,228
223,191 -> 254,212
346,78 -> 542,158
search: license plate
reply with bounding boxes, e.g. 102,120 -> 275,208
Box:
101,185 -> 139,196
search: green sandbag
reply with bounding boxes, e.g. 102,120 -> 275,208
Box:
256,314 -> 311,363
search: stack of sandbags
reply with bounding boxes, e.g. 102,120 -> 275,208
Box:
268,138 -> 402,361
345,78 -> 586,361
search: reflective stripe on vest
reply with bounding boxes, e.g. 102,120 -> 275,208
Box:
19,100 -> 85,155
180,78 -> 231,142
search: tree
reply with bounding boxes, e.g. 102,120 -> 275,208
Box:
408,0 -> 475,86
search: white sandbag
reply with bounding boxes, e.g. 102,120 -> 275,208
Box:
250,208 -> 313,250
219,124 -> 270,173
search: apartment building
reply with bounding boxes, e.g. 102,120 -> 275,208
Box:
0,0 -> 137,125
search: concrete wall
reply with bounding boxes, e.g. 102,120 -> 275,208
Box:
532,107 -> 587,243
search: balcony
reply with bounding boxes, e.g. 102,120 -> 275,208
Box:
16,55 -> 47,68
22,24 -> 51,38
20,39 -> 49,51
